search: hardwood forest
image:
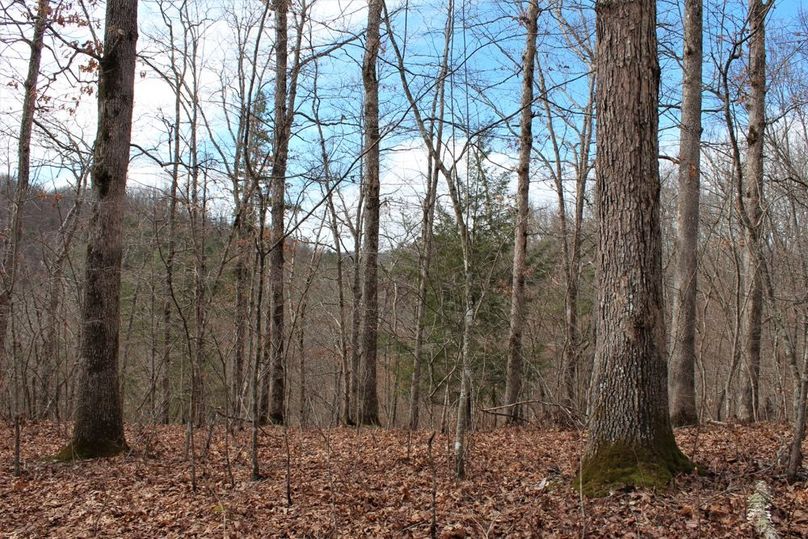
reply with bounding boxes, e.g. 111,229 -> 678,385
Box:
1,0 -> 807,536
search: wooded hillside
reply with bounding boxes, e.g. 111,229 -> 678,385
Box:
1,0 -> 808,534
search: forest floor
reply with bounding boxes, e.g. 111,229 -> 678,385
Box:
1,421 -> 807,537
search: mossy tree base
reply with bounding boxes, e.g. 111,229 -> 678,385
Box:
53,438 -> 127,461
577,441 -> 693,497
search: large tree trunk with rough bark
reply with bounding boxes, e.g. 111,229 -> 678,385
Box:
669,0 -> 703,427
60,0 -> 138,459
737,0 -> 767,424
504,0 -> 539,425
358,0 -> 382,426
580,0 -> 690,496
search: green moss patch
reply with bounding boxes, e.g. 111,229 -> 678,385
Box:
53,437 -> 127,461
576,440 -> 692,497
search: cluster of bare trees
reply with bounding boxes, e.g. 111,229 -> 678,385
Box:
1,0 -> 807,489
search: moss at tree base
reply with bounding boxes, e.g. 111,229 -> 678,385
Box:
53,437 -> 128,461
577,440 -> 692,497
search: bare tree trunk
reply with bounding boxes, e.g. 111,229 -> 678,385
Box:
232,215 -> 251,418
409,2 -> 452,431
187,28 -> 207,427
160,62 -> 184,426
564,80 -> 594,415
454,266 -> 474,478
580,0 -> 690,495
535,53 -> 579,419
266,0 -> 310,425
251,147 -> 270,476
409,155 -> 439,431
297,299 -> 307,425
787,366 -> 807,480
41,175 -> 86,420
669,0 -> 703,427
295,242 -> 322,427
313,83 -> 350,423
715,238 -> 743,420
329,200 -> 350,426
349,205 -> 363,425
231,122 -> 252,420
61,0 -> 138,459
381,0 -> 480,476
0,0 -> 48,400
266,0 -> 290,426
358,0 -> 382,426
504,0 -> 539,425
557,70 -> 595,417
737,0 -> 768,423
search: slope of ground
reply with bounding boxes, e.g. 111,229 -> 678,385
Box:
1,421 -> 807,537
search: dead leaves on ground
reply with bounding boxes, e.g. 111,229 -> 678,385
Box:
1,422 -> 806,537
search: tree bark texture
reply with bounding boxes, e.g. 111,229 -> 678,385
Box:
359,0 -> 382,426
580,0 -> 690,496
62,0 -> 138,459
737,0 -> 768,423
268,0 -> 289,425
669,0 -> 703,427
504,0 -> 539,425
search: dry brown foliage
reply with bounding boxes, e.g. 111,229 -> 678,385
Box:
1,421 -> 807,537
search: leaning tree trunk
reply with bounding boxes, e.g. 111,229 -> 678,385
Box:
737,0 -> 768,424
408,149 -> 439,431
669,0 -> 703,427
504,0 -> 540,425
538,54 -> 577,420
358,0 -> 382,426
0,0 -> 48,398
408,3 -> 452,431
60,0 -> 138,459
565,77 -> 595,415
580,0 -> 691,496
316,108 -> 350,424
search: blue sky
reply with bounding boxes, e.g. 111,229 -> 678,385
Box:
1,0 -> 806,246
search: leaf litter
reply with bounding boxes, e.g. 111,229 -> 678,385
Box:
1,421 -> 806,537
